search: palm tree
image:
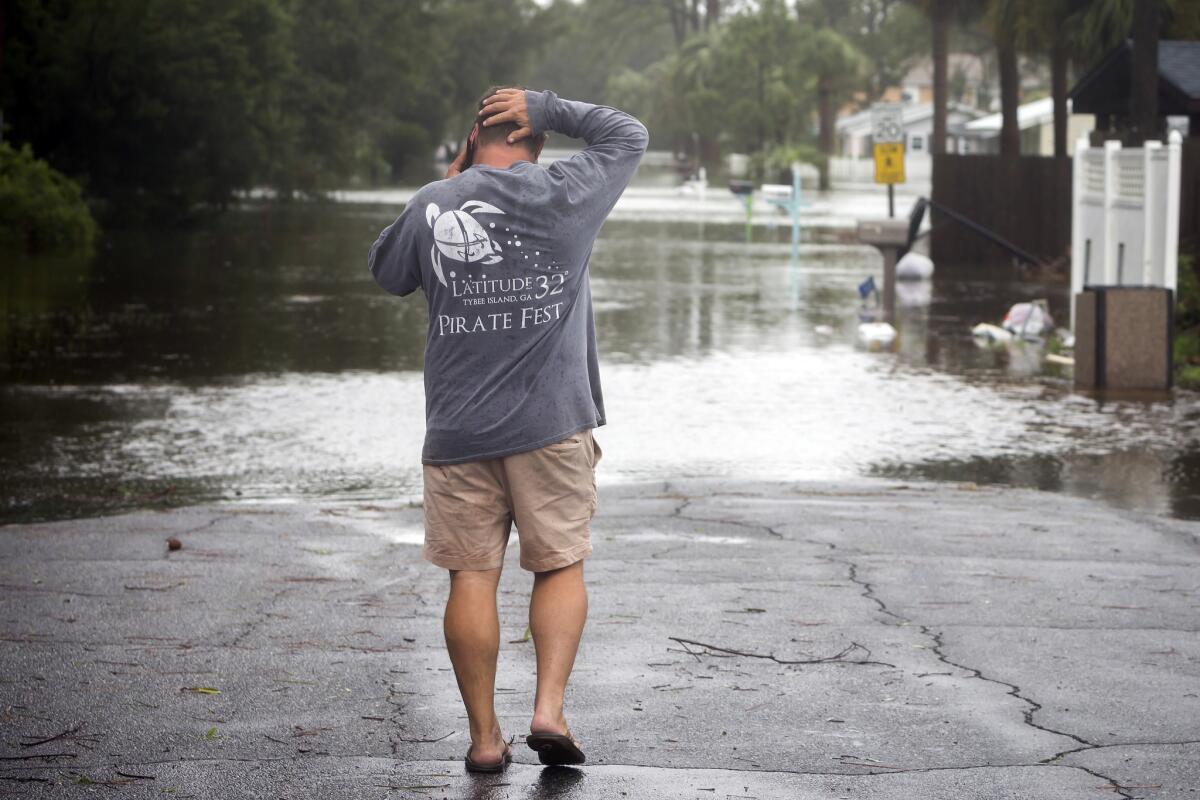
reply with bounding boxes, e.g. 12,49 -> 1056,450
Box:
1007,0 -> 1072,157
928,0 -> 952,155
988,0 -> 1022,156
902,0 -> 949,153
911,0 -> 987,155
670,31 -> 722,169
1050,9 -> 1070,156
807,29 -> 865,164
1010,0 -> 1158,156
1130,0 -> 1161,139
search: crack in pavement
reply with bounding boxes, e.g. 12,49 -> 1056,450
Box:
830,553 -> 1094,746
918,624 -> 1094,749
1069,764 -> 1137,799
837,558 -> 909,626
828,552 -> 1156,797
641,502 -> 1146,794
676,513 -> 786,540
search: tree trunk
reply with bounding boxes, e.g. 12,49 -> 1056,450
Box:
931,0 -> 948,155
818,74 -> 834,189
1130,0 -> 1160,141
700,134 -> 720,173
1051,23 -> 1068,157
666,0 -> 687,47
704,0 -> 719,31
997,34 -> 1020,156
753,61 -> 763,152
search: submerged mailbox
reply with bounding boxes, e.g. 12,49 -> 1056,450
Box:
856,217 -> 910,322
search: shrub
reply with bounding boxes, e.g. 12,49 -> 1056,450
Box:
751,143 -> 828,189
0,142 -> 97,252
1175,254 -> 1200,389
1176,254 -> 1199,330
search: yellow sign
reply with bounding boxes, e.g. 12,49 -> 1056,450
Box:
873,142 -> 905,184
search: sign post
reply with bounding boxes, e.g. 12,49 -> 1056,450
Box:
870,103 -> 906,218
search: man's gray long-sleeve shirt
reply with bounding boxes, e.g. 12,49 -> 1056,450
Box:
368,90 -> 648,464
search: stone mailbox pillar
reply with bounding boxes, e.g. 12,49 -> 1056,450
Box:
1074,287 -> 1174,391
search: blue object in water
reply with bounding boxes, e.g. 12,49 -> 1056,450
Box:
762,163 -> 809,261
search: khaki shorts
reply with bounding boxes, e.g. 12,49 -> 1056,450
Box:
422,428 -> 602,572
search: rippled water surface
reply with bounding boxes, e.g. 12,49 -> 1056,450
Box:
3,200 -> 1199,522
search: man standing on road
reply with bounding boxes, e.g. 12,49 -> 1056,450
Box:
367,87 -> 648,772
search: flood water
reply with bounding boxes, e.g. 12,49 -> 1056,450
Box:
3,198 -> 1200,523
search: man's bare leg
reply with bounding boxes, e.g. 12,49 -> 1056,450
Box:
529,561 -> 588,736
444,567 -> 508,762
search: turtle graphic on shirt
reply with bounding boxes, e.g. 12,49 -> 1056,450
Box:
425,201 -> 505,286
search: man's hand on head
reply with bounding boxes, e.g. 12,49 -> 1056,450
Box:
478,88 -> 532,144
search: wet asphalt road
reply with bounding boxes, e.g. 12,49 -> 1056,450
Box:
2,479 -> 1199,798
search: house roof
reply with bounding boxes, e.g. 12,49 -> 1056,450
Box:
836,101 -> 983,134
1070,39 -> 1200,116
1162,40 -> 1200,99
963,97 -> 1082,134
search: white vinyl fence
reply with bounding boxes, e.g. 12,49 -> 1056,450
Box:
1070,131 -> 1182,327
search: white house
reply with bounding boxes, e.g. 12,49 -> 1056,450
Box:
960,97 -> 1095,156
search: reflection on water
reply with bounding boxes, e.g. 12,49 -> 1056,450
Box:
530,767 -> 586,798
456,765 -> 584,800
2,203 -> 1199,523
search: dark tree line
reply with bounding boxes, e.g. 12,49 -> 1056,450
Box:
0,0 -> 535,222
4,0 -> 1192,224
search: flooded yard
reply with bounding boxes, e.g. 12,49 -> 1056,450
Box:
3,199 -> 1199,522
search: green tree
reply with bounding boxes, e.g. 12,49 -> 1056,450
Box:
669,32 -> 724,166
0,142 -> 97,252
707,0 -> 809,153
530,0 -> 674,104
804,28 -> 865,186
346,1 -> 449,182
610,0 -> 832,175
663,0 -> 722,46
1,0 -> 296,221
850,1 -> 929,101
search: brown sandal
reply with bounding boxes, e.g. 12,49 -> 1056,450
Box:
525,730 -> 585,765
464,742 -> 512,773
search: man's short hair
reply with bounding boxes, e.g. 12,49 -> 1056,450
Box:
476,84 -> 544,155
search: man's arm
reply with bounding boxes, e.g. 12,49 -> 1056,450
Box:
479,88 -> 648,219
368,202 -> 422,297
526,89 -> 648,208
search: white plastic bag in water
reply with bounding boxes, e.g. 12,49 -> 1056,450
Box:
1001,301 -> 1054,339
